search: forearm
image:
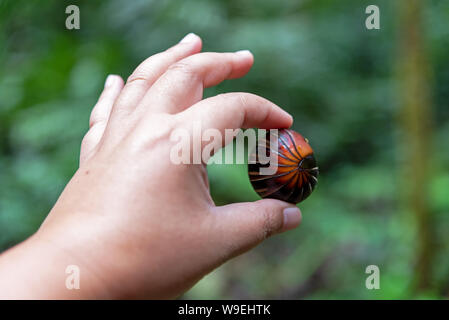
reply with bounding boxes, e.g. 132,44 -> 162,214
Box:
0,234 -> 108,299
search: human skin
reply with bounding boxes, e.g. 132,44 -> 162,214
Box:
0,33 -> 302,299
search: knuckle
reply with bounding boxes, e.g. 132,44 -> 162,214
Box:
126,55 -> 160,84
167,60 -> 199,80
238,93 -> 266,109
89,111 -> 105,128
237,93 -> 250,108
126,72 -> 148,85
251,93 -> 267,105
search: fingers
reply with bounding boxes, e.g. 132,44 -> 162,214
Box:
177,92 -> 292,160
80,75 -> 124,166
89,75 -> 124,128
209,199 -> 302,260
111,33 -> 202,117
188,92 -> 292,131
138,50 -> 254,114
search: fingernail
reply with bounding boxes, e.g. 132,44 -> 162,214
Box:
235,50 -> 253,57
104,75 -> 115,88
180,33 -> 197,44
282,207 -> 302,232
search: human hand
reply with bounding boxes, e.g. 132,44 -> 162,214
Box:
0,33 -> 302,299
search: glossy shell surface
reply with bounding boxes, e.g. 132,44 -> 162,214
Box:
248,129 -> 318,204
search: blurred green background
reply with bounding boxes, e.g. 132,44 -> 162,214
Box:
1,0 -> 448,299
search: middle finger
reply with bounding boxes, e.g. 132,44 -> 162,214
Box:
136,50 -> 254,115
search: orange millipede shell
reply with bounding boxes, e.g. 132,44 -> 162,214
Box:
248,129 -> 318,204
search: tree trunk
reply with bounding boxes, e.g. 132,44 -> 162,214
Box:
397,0 -> 434,292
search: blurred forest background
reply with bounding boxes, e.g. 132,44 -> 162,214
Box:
0,0 -> 448,299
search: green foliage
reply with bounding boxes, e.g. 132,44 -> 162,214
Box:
0,0 -> 448,299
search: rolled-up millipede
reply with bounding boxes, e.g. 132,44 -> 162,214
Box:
248,129 -> 319,204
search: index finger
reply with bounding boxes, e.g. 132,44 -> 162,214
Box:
177,92 -> 293,154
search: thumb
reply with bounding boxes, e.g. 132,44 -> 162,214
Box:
210,199 -> 302,259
